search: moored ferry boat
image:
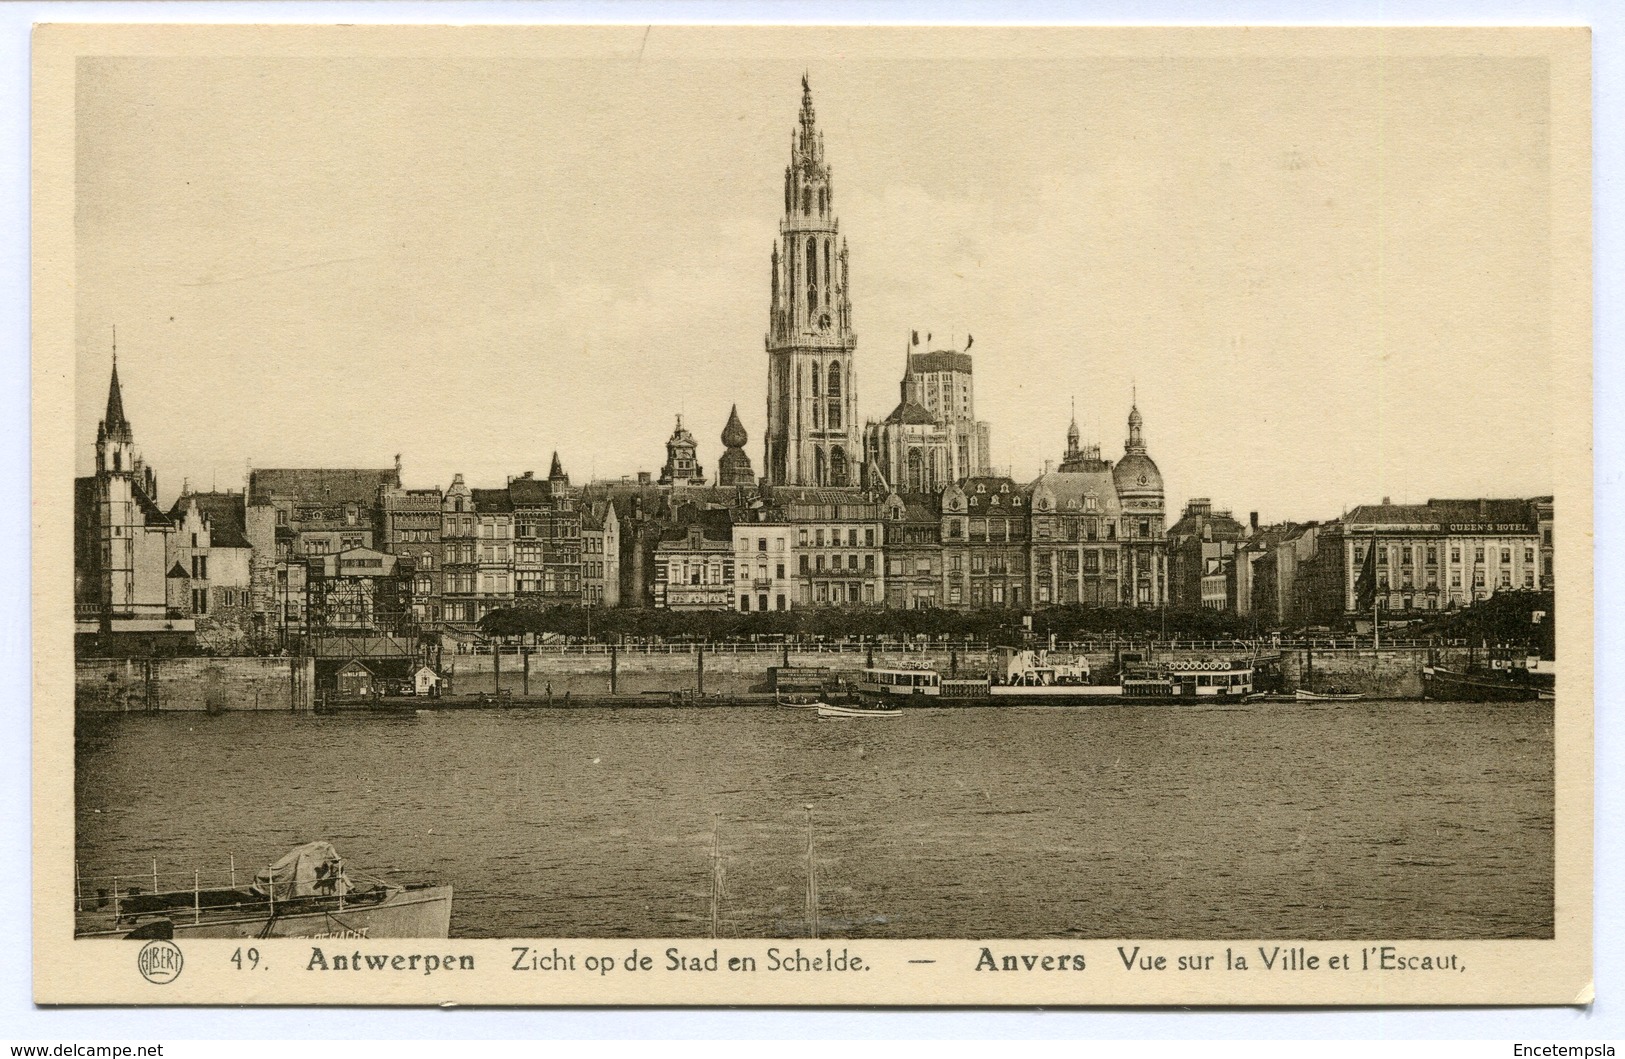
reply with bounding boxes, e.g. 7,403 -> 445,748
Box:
75,841 -> 453,940
856,663 -> 942,704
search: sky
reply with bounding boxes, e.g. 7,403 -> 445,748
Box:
72,37 -> 1557,524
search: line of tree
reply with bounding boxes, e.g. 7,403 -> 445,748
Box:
1403,589 -> 1555,649
475,604 -> 1259,644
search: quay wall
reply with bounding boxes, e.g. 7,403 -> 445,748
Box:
440,645 -> 1466,699
1279,647 -> 1471,699
76,656 -> 315,713
73,646 -> 1471,709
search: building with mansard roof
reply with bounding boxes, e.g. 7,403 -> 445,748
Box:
1026,405 -> 1169,608
1341,497 -> 1546,613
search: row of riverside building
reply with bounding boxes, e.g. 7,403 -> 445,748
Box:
72,78 -> 1554,655
74,352 -> 1553,655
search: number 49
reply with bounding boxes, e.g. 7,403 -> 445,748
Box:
230,947 -> 260,970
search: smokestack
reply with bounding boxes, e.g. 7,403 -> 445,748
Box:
1382,496 -> 1391,506
1250,511 -> 1259,534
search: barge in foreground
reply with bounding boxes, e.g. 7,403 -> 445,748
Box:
76,841 -> 452,939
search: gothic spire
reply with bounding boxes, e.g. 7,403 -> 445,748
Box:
1066,397 -> 1080,457
900,336 -> 918,405
103,332 -> 132,441
795,74 -> 823,170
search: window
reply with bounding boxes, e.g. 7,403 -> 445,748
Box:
798,529 -> 808,547
740,595 -> 750,612
1377,547 -> 1388,566
1500,548 -> 1512,565
865,528 -> 875,547
816,529 -> 825,547
1427,547 -> 1438,565
776,563 -> 785,579
758,537 -> 767,552
191,555 -> 208,580
972,554 -> 985,573
1474,547 -> 1485,563
799,555 -> 810,574
815,555 -> 825,573
1524,548 -> 1534,565
848,528 -> 858,546
1451,547 -> 1461,563
888,558 -> 903,576
864,555 -> 875,573
777,594 -> 787,611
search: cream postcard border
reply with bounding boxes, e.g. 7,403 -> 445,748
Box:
30,23 -> 1594,1007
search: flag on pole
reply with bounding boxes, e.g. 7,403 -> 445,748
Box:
966,333 -> 974,350
911,330 -> 919,346
1355,534 -> 1379,611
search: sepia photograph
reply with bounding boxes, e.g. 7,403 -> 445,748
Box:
32,24 -> 1592,1007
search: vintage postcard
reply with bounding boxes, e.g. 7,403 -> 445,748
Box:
32,25 -> 1592,1006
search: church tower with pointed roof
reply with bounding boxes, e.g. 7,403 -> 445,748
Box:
77,344 -> 175,630
763,77 -> 860,488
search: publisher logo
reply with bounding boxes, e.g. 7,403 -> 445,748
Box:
137,939 -> 184,984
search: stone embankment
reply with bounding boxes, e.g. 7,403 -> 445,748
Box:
75,644 -> 1469,711
76,656 -> 314,712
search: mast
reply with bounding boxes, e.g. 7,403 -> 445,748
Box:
709,812 -> 723,940
804,804 -> 818,939
1371,529 -> 1380,652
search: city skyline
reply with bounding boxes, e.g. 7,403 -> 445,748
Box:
75,45 -> 1555,522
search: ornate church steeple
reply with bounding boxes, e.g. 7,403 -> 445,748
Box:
716,404 -> 755,487
763,76 -> 859,487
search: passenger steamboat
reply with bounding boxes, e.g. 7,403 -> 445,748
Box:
855,649 -> 1254,707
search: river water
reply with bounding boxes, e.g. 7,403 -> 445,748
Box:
74,700 -> 1554,939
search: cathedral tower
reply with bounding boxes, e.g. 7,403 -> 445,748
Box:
764,76 -> 859,487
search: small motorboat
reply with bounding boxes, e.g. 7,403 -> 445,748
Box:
1294,686 -> 1362,702
775,693 -> 824,711
818,702 -> 903,718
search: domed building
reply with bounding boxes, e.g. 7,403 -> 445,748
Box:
1027,401 -> 1168,608
1112,401 -> 1169,607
